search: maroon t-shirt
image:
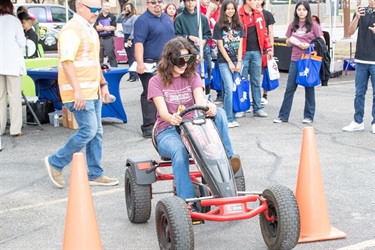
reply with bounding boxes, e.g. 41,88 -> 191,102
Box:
286,21 -> 323,61
148,73 -> 204,134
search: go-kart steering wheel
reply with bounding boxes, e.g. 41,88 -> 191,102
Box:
179,105 -> 209,118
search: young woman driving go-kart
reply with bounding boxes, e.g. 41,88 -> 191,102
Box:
147,36 -> 242,211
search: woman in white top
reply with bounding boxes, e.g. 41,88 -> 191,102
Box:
0,0 -> 26,136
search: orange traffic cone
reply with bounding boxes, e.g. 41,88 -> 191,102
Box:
63,153 -> 102,249
296,127 -> 346,243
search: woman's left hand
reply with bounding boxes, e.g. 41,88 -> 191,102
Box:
206,102 -> 217,117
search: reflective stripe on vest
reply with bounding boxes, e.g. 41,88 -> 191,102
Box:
58,19 -> 101,103
59,81 -> 99,91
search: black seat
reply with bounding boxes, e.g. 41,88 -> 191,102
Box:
151,122 -> 171,161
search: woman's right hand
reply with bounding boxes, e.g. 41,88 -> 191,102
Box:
170,113 -> 182,126
229,61 -> 236,73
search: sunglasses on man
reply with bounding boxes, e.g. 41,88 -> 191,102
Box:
82,3 -> 102,13
147,1 -> 164,5
172,54 -> 195,68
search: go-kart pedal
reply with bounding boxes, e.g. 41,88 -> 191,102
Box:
188,202 -> 204,225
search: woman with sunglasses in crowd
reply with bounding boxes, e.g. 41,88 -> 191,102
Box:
148,37 -> 241,211
117,2 -> 138,82
213,0 -> 244,128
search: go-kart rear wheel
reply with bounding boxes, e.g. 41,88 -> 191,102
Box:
259,185 -> 300,250
125,166 -> 152,223
155,196 -> 194,250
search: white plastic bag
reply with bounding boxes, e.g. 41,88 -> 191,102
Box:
267,57 -> 280,81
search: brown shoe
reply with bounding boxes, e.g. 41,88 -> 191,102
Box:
230,155 -> 241,175
44,156 -> 65,188
89,175 -> 119,186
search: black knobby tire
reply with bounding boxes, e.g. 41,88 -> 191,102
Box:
259,185 -> 300,250
124,166 -> 152,223
155,196 -> 194,250
235,176 -> 246,192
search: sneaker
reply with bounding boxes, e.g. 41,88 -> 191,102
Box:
273,118 -> 287,123
188,202 -> 200,213
89,176 -> 119,186
228,122 -> 235,128
245,108 -> 252,113
253,109 -> 268,117
372,124 -> 375,134
231,121 -> 240,127
142,130 -> 152,138
342,121 -> 364,132
44,156 -> 65,188
235,112 -> 245,118
261,97 -> 268,105
229,154 -> 241,174
302,118 -> 313,124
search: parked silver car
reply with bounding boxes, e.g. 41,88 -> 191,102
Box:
14,4 -> 75,51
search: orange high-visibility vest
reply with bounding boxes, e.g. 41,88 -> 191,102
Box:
58,19 -> 101,103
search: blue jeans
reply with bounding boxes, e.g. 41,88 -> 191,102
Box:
219,62 -> 239,122
156,108 -> 234,200
353,63 -> 375,125
49,100 -> 104,180
241,51 -> 263,112
278,61 -> 315,121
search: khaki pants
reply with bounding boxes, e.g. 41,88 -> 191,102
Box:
0,75 -> 23,135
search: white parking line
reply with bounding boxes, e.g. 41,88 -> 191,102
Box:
0,188 -> 123,214
337,239 -> 375,250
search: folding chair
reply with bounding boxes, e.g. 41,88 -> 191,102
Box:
37,44 -> 44,58
21,75 -> 43,130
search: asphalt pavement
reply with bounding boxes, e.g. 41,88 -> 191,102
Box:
0,67 -> 374,250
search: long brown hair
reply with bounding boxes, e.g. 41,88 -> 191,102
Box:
0,0 -> 15,16
292,1 -> 313,33
122,2 -> 137,19
157,37 -> 198,87
217,0 -> 242,32
164,3 -> 178,21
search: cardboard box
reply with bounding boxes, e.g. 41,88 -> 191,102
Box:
62,106 -> 78,130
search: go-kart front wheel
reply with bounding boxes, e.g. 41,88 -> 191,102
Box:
124,166 -> 152,223
259,185 -> 300,250
155,196 -> 194,250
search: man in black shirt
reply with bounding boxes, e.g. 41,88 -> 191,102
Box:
95,0 -> 118,67
343,3 -> 375,134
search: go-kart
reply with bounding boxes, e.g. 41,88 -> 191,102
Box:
124,105 -> 300,249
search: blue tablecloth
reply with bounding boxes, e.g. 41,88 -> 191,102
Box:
26,67 -> 129,122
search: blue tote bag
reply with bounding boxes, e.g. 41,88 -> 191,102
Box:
210,61 -> 222,91
296,45 -> 322,88
262,67 -> 279,91
233,74 -> 250,112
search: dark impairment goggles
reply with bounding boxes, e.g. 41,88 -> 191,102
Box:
147,0 -> 164,5
173,54 -> 195,68
82,3 -> 102,13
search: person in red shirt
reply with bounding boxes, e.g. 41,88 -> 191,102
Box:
238,0 -> 273,118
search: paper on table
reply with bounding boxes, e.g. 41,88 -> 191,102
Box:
128,62 -> 157,73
